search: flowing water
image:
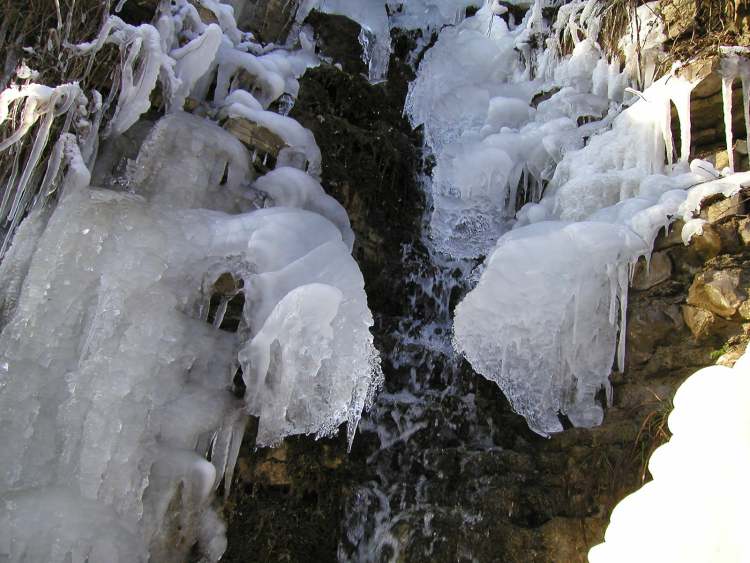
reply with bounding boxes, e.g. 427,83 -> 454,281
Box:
337,171 -> 520,561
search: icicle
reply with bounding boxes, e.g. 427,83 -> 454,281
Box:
656,85 -> 675,170
80,90 -> 103,168
0,147 -> 21,227
739,59 -> 750,170
722,75 -> 735,172
670,75 -> 696,164
223,414 -> 247,496
0,83 -> 83,225
605,262 -> 616,325
720,52 -> 739,173
616,261 -> 629,373
36,134 -> 68,202
212,297 -> 229,329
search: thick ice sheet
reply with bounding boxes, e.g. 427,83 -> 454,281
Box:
0,2 -> 378,561
0,111 -> 380,562
454,221 -> 646,434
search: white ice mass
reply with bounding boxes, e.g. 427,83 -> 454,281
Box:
588,351 -> 750,563
0,2 -> 380,561
402,1 -> 750,435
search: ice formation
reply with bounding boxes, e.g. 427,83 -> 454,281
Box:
1,0 -> 322,253
0,2 -> 380,561
402,2 -> 750,434
406,3 -> 602,257
218,95 -> 322,177
588,352 -> 750,562
454,221 -> 645,433
453,164 -> 750,434
0,83 -> 90,253
405,1 -> 676,259
718,46 -> 750,174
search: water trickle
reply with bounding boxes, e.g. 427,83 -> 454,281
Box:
336,170 -> 508,561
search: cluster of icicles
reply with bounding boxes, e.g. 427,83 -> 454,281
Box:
403,0 -> 750,435
404,2 -> 750,560
0,1 -> 381,561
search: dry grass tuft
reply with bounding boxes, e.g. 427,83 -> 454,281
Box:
631,390 -> 673,484
1,0 -> 121,91
598,0 -> 639,61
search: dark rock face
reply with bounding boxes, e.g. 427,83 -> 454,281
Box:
222,434 -> 358,562
304,11 -> 369,76
289,30 -> 426,321
237,0 -> 299,44
118,0 -> 161,24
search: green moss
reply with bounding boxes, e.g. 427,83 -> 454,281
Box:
709,343 -> 731,361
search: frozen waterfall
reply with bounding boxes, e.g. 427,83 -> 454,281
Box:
0,2 -> 380,561
3,0 -> 750,561
403,0 -> 750,435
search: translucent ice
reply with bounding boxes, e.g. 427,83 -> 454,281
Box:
449,3 -> 750,435
0,2 -> 377,560
404,2 -> 646,258
219,96 -> 323,177
69,16 -> 176,137
718,47 -> 750,173
454,221 -> 647,435
0,84 -> 88,250
0,110 -> 380,561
